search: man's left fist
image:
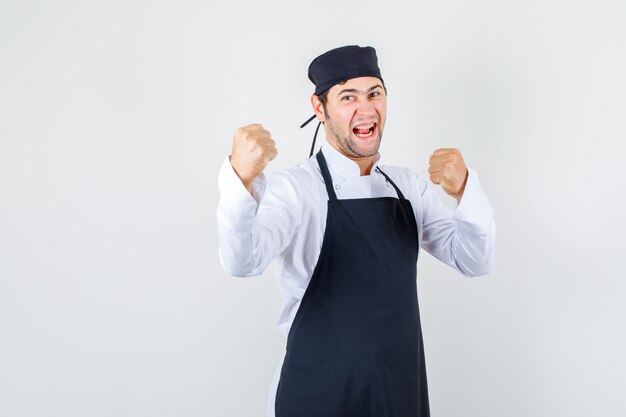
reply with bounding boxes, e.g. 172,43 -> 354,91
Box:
428,148 -> 469,202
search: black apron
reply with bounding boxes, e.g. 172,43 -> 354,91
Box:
275,150 -> 430,417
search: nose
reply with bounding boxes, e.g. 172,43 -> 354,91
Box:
355,97 -> 375,116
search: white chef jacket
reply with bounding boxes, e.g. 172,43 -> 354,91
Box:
217,139 -> 495,416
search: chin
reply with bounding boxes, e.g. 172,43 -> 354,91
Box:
348,143 -> 380,158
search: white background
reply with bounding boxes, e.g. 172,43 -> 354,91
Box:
1,1 -> 625,416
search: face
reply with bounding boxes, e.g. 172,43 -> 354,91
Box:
313,76 -> 387,160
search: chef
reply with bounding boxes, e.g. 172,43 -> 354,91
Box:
217,45 -> 495,417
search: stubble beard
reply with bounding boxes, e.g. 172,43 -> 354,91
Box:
325,115 -> 383,158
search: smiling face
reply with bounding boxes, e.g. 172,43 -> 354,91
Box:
312,77 -> 387,171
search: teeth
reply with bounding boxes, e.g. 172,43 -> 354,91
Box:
354,124 -> 374,130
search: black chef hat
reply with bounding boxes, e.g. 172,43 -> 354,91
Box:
308,45 -> 383,96
301,45 -> 384,157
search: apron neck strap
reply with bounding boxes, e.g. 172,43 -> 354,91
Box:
375,166 -> 407,201
315,150 -> 338,201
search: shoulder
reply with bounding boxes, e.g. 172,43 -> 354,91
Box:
261,156 -> 322,203
377,163 -> 431,199
267,156 -> 322,188
376,163 -> 422,185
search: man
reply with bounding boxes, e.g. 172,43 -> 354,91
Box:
217,45 -> 495,417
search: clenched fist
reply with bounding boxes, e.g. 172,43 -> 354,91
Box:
428,148 -> 468,203
230,124 -> 278,193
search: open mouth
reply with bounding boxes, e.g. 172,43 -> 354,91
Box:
352,122 -> 377,139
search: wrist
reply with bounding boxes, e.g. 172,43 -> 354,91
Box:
453,168 -> 469,203
229,155 -> 254,193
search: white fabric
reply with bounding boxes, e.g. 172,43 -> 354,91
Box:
216,139 -> 495,416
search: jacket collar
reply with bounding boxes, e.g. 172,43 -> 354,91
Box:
321,140 -> 382,180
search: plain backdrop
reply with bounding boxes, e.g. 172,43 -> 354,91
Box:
1,1 -> 625,416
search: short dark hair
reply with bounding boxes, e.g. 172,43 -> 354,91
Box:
318,89 -> 331,118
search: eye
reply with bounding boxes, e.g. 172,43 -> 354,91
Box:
370,91 -> 380,98
341,95 -> 355,101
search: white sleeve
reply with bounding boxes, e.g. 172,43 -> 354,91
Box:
216,156 -> 302,277
418,167 -> 495,277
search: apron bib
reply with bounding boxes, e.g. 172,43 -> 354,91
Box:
275,150 -> 430,417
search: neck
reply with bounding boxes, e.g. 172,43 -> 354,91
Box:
326,140 -> 379,176
353,156 -> 376,176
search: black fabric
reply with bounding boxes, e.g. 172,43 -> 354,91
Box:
275,151 -> 430,417
308,45 -> 383,96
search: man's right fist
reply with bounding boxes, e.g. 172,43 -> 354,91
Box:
230,123 -> 277,192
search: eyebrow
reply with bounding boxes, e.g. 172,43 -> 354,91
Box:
335,84 -> 384,96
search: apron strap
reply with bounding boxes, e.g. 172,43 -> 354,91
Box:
317,150 -> 407,202
315,151 -> 338,202
376,166 -> 407,201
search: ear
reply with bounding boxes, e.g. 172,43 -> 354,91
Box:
310,95 -> 325,122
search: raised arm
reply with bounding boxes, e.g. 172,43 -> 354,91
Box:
217,124 -> 301,277
420,148 -> 495,277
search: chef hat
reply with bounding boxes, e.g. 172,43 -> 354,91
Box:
301,45 -> 384,157
307,45 -> 384,96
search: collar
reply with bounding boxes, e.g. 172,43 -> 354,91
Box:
320,140 -> 382,180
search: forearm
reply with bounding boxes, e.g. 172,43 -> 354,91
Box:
421,167 -> 496,277
216,156 -> 300,277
